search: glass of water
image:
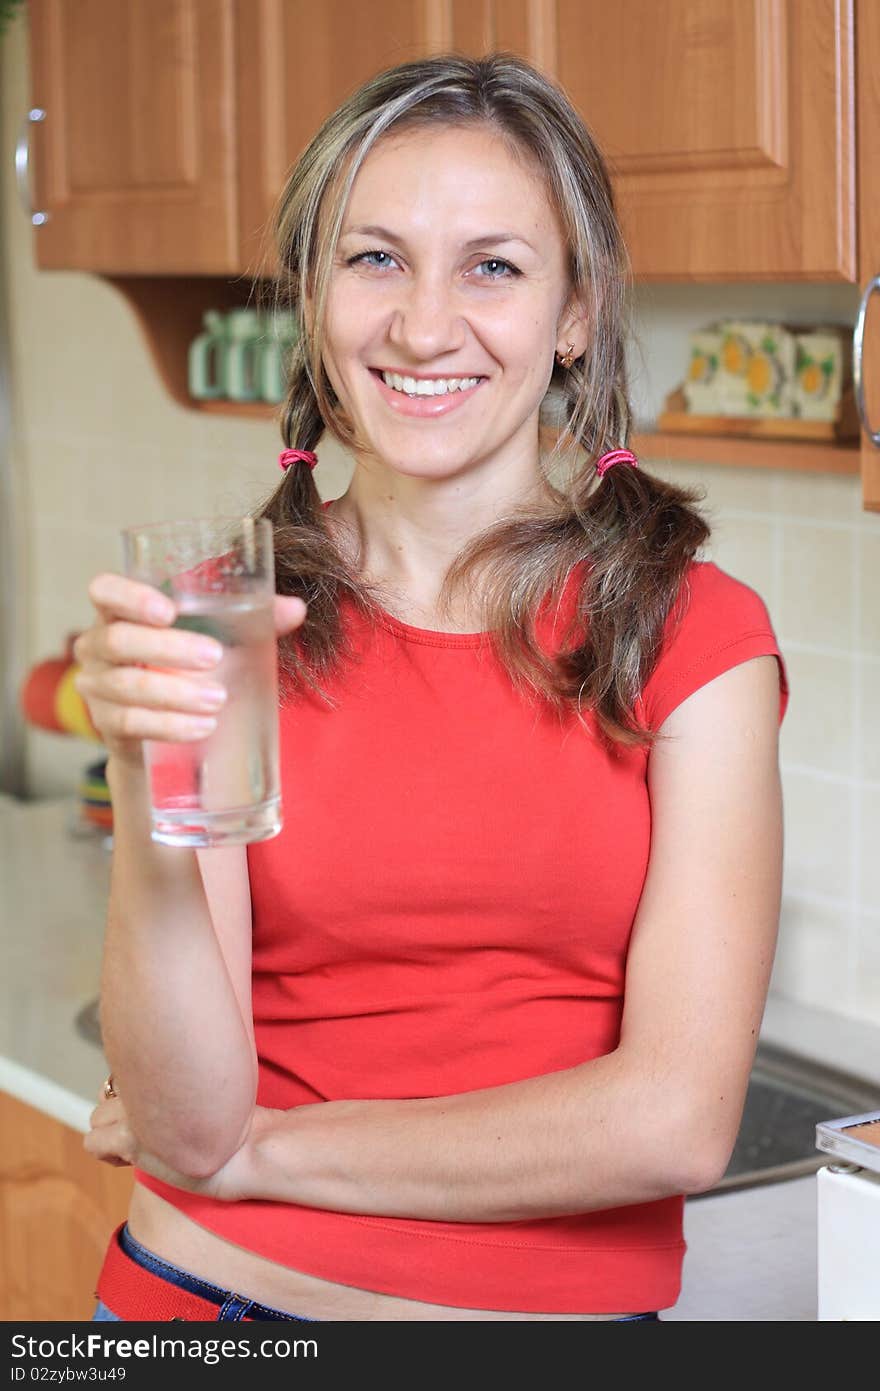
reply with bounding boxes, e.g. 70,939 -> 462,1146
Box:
121,515 -> 281,847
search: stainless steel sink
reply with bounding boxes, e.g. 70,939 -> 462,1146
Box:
75,997 -> 103,1048
74,1001 -> 880,1194
701,1040 -> 880,1197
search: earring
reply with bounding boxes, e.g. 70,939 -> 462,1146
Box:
556,342 -> 576,369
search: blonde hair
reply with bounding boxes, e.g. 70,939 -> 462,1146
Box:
254,52 -> 710,749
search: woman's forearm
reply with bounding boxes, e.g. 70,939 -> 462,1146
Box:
244,1050 -> 706,1222
101,756 -> 257,1176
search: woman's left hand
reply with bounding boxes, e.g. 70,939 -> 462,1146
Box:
83,1087 -> 276,1202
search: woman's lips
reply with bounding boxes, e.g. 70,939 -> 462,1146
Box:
369,369 -> 487,417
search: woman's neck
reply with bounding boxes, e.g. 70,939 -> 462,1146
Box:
324,464 -> 556,626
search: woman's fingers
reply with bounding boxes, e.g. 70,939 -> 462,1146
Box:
273,594 -> 308,636
76,661 -> 226,715
73,572 -> 227,751
74,617 -> 224,672
85,572 -> 178,629
73,574 -> 308,754
85,1092 -> 136,1166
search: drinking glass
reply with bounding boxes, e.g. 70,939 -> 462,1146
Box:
121,516 -> 281,847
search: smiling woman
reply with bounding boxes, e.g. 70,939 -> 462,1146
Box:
320,125 -> 571,456
81,52 -> 789,1325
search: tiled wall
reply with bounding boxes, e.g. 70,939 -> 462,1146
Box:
2,18 -> 878,1028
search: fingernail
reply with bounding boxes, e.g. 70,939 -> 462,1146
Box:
196,642 -> 223,666
148,598 -> 174,622
200,686 -> 227,708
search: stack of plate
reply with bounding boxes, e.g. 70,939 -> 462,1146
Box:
77,757 -> 112,831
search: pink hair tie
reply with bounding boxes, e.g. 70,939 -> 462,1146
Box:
279,448 -> 318,472
595,448 -> 639,478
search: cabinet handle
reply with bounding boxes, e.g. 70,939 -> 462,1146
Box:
854,274 -> 880,448
15,108 -> 49,226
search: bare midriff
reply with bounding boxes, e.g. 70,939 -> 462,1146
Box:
128,1185 -> 636,1321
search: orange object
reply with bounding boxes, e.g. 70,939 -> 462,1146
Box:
55,663 -> 101,741
20,633 -> 102,741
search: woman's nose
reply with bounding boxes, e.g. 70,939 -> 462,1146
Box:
387,275 -> 466,360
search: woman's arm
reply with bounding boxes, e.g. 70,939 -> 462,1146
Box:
100,759 -> 258,1177
102,653 -> 781,1220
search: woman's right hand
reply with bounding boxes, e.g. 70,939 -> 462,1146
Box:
72,574 -> 308,768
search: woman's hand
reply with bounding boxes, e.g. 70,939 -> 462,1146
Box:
72,573 -> 307,769
83,1087 -> 281,1202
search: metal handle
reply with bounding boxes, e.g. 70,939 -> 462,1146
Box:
853,273 -> 880,447
14,108 -> 49,226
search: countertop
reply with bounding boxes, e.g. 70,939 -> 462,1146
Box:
3,792 -> 879,1321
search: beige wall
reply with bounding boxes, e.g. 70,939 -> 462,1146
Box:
3,15 -> 878,1029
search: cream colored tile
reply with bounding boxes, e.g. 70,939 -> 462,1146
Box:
859,530 -> 880,656
31,520 -> 118,625
24,727 -> 96,802
777,469 -> 863,525
23,433 -> 77,521
769,897 -> 854,1014
313,434 -> 355,500
851,915 -> 880,1028
702,516 -> 776,606
778,650 -> 855,777
641,458 -> 781,517
196,414 -> 280,460
859,786 -> 880,912
780,525 -> 856,649
781,769 -> 853,900
31,598 -> 82,664
860,662 -> 880,782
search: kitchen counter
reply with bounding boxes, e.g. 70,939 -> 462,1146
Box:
3,792 -> 879,1320
0,794 -> 112,1131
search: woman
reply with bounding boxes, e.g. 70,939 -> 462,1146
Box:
77,53 -> 789,1322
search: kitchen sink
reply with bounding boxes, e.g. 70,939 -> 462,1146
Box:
701,1039 -> 880,1197
74,1001 -> 880,1193
75,997 -> 102,1048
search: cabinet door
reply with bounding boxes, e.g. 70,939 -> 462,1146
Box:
0,1092 -> 133,1320
28,0 -> 239,273
236,0 -> 494,275
857,0 -> 880,511
496,0 -> 856,282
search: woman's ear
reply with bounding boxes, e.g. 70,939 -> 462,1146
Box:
556,293 -> 591,362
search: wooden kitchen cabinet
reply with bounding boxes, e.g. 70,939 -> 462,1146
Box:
236,0 -> 494,275
236,0 -> 857,282
28,0 -> 857,282
0,1091 -> 133,1320
27,0 -> 239,274
528,0 -> 857,283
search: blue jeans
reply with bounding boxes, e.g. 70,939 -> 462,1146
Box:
93,1223 -> 660,1322
94,1223 -> 319,1323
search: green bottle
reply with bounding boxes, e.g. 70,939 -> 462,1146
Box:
188,311 -> 227,400
259,312 -> 299,403
224,309 -> 264,402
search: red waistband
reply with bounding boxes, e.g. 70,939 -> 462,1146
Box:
96,1223 -> 255,1322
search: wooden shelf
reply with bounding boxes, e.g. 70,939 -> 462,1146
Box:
196,398 -> 280,418
632,428 -> 859,474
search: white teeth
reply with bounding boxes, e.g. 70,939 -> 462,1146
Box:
380,371 -> 481,397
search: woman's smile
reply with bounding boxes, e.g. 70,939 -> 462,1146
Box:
368,366 -> 488,417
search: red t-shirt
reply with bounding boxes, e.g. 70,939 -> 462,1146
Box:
138,553 -> 789,1314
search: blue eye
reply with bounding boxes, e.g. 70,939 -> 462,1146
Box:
476,258 -> 519,279
348,249 -> 396,270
